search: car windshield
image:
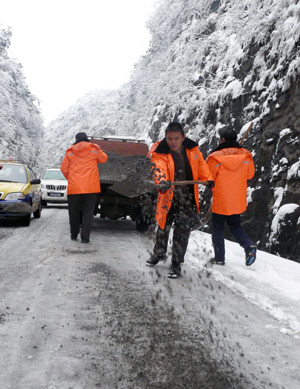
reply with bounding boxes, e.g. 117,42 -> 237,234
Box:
42,170 -> 66,180
0,164 -> 27,183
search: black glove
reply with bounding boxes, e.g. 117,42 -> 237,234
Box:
207,180 -> 215,189
158,180 -> 172,193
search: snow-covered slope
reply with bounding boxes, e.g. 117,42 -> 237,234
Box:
188,230 -> 300,339
0,26 -> 43,170
44,0 -> 300,261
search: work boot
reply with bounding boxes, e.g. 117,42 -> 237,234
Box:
245,245 -> 256,266
146,254 -> 167,267
211,258 -> 225,266
168,264 -> 181,279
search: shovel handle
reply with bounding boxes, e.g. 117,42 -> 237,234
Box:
171,180 -> 208,186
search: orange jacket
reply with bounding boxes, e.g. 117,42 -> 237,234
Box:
151,138 -> 212,230
147,141 -> 160,158
207,147 -> 254,215
61,141 -> 108,195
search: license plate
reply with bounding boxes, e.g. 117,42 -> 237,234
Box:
48,192 -> 63,197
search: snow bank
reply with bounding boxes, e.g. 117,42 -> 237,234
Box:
186,230 -> 300,338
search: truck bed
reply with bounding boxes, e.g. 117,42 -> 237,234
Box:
98,152 -> 151,186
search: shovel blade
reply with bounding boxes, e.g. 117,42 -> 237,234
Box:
108,177 -> 153,198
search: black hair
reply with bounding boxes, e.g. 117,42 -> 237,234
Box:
219,126 -> 237,141
74,132 -> 89,144
165,122 -> 184,136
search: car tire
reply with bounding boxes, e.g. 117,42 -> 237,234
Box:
22,213 -> 31,226
33,201 -> 42,218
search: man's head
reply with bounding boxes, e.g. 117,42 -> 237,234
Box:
165,122 -> 185,152
219,126 -> 237,142
75,132 -> 88,143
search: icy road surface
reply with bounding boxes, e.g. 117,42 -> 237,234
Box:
0,206 -> 299,389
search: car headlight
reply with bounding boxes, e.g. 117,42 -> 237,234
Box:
5,192 -> 26,200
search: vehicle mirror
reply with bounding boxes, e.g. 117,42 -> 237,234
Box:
31,179 -> 41,185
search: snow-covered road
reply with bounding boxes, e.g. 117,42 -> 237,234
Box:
0,206 -> 299,389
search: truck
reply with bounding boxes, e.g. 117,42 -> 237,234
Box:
89,136 -> 155,231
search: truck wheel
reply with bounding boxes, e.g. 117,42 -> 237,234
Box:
135,213 -> 149,232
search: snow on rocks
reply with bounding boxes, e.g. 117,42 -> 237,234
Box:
269,203 -> 299,244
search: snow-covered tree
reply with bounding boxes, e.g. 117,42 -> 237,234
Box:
0,25 -> 43,170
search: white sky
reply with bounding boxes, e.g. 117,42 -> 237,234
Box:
0,0 -> 157,125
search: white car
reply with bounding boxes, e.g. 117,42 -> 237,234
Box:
41,168 -> 68,206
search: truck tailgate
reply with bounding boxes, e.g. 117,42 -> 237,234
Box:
98,152 -> 151,186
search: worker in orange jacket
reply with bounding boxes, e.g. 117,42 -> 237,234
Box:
146,122 -> 213,278
206,127 -> 256,266
61,132 -> 108,243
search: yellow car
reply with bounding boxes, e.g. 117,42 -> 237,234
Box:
0,160 -> 42,226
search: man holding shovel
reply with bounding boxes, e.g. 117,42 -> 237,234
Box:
146,122 -> 213,278
206,126 -> 256,266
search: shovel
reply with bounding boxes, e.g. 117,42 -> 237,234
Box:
169,180 -> 208,186
108,178 -> 208,198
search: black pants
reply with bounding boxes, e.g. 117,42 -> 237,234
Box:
67,193 -> 97,241
212,213 -> 253,261
152,196 -> 198,266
